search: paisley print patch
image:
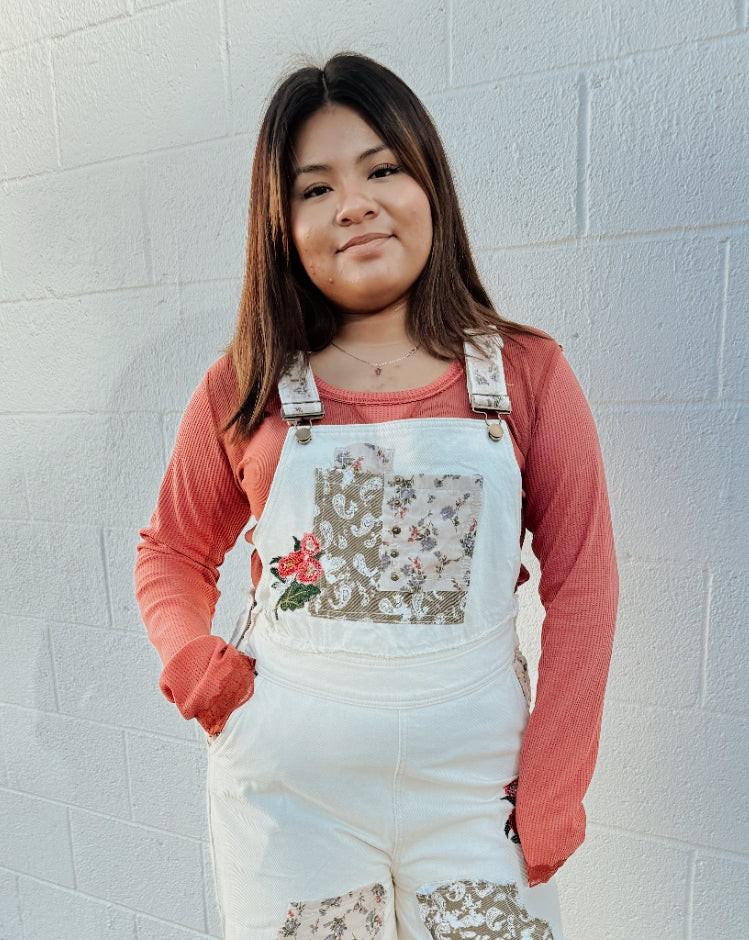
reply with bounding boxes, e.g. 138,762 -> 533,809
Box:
416,880 -> 553,939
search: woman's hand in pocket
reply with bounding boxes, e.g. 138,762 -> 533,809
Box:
159,635 -> 256,735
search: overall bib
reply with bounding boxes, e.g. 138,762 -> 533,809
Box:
207,335 -> 563,940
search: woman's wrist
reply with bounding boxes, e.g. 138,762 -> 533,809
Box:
159,635 -> 256,733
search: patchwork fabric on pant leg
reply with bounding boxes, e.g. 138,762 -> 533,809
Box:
275,883 -> 388,939
416,880 -> 554,940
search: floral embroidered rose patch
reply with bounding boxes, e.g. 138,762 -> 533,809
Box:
270,533 -> 324,617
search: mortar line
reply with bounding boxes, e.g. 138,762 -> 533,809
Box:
738,0 -> 748,30
0,235 -> 5,301
0,409 -> 180,420
99,527 -> 115,629
0,11 -> 130,71
0,702 -> 204,745
218,0 -> 233,135
46,619 -> 63,712
0,279 -> 217,304
423,30 -> 748,94
67,805 -> 79,889
472,218 -> 749,250
717,238 -> 730,398
590,695 -> 749,721
8,872 -> 23,938
0,717 -> 9,788
160,411 -> 171,468
20,442 -> 33,520
0,784 -> 208,842
122,729 -> 136,822
586,821 -> 749,860
1,0 -> 200,56
137,914 -> 216,939
685,849 -> 697,940
698,567 -> 714,709
0,867 -> 214,938
2,21 -> 742,84
137,912 -> 218,938
47,37 -> 63,171
576,72 -> 590,237
200,839 -> 213,935
577,398 -> 741,410
1,129 -> 250,187
33,620 -> 142,638
138,159 -> 155,285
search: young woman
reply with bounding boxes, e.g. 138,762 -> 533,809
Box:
136,53 -> 618,940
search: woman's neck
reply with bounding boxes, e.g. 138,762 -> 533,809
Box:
310,299 -> 451,393
334,297 -> 411,348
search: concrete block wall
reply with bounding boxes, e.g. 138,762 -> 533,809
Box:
1,2 -> 746,938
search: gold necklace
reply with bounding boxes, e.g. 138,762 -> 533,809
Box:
330,341 -> 421,376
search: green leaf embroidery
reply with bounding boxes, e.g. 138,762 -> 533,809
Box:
274,581 -> 321,618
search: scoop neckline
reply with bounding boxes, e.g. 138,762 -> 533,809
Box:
312,360 -> 464,404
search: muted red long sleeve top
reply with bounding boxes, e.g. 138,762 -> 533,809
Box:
135,331 -> 618,886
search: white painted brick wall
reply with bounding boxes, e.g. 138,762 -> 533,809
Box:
1,2 -> 747,938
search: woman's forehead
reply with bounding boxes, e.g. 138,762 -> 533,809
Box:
292,105 -> 388,169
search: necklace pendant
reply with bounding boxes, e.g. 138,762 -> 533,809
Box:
374,366 -> 382,376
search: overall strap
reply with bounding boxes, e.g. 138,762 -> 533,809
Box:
463,332 -> 512,441
277,353 -> 324,445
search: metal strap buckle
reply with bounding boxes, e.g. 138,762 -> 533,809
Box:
474,409 -> 504,442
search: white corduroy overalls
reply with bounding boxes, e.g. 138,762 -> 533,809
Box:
207,335 -> 563,940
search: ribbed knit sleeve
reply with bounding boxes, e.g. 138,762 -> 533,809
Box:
515,349 -> 618,885
135,369 -> 254,732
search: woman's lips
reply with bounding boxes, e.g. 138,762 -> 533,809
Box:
337,233 -> 392,252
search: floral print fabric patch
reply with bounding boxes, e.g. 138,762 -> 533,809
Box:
334,443 -> 394,473
512,646 -> 532,707
297,445 -> 483,624
464,332 -> 511,414
502,777 -> 521,845
275,882 -> 386,938
416,880 -> 553,939
278,353 -> 322,409
379,473 -> 481,595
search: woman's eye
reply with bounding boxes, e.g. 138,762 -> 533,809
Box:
369,163 -> 401,179
301,183 -> 331,200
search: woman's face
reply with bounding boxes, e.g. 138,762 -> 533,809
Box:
289,105 -> 433,316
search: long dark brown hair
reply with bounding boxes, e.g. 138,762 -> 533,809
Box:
226,52 -> 533,438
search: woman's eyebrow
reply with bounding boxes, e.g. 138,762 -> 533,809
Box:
292,145 -> 389,180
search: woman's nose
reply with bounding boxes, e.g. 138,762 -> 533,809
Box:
335,185 -> 378,225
